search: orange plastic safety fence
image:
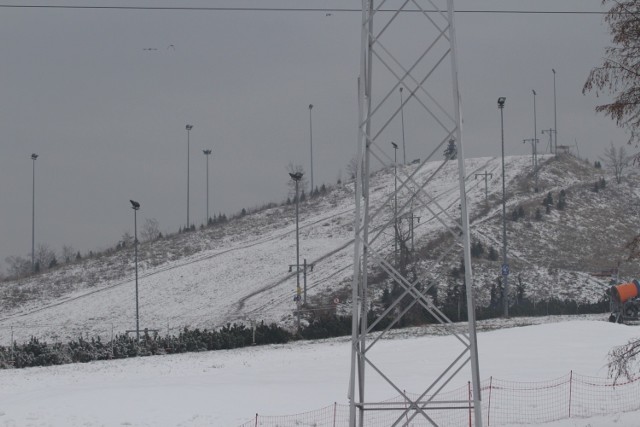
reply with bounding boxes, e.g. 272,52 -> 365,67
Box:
238,372 -> 640,427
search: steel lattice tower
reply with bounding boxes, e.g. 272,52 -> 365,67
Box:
349,1 -> 482,426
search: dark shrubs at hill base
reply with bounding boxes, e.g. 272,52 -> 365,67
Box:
0,322 -> 291,369
0,296 -> 610,370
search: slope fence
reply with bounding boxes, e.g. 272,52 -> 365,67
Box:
238,371 -> 640,426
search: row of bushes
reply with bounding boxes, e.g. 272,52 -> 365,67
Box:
0,322 -> 292,369
0,296 -> 611,370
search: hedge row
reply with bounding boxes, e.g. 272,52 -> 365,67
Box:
0,297 -> 610,370
0,321 -> 292,369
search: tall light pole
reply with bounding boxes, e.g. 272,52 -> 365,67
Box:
289,171 -> 303,331
185,124 -> 193,230
203,149 -> 212,225
130,199 -> 141,342
399,87 -> 406,165
532,89 -> 539,192
308,104 -> 314,195
391,141 -> 398,266
552,68 -> 558,155
31,153 -> 38,273
498,97 -> 509,318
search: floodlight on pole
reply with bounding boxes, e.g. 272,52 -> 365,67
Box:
308,104 -> 314,195
289,171 -> 303,331
185,124 -> 193,230
203,149 -> 212,225
399,87 -> 406,165
31,153 -> 38,273
391,142 -> 398,266
532,90 -> 538,191
552,68 -> 558,155
498,96 -> 509,318
130,199 -> 141,343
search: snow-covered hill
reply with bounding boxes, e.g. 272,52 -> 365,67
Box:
1,153 -> 638,343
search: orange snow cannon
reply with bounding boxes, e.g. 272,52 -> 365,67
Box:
610,282 -> 639,303
609,280 -> 640,323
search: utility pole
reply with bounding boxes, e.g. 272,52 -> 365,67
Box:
474,171 -> 493,204
523,138 -> 539,170
498,96 -> 509,318
541,129 -> 556,154
309,104 -> 314,195
203,149 -> 212,225
552,68 -> 558,155
289,259 -> 315,305
400,212 -> 421,255
391,142 -> 399,266
532,90 -> 539,192
31,153 -> 38,273
289,171 -> 303,332
399,87 -> 406,165
130,199 -> 141,342
185,124 -> 193,230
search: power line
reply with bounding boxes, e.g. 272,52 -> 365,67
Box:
0,4 -> 607,14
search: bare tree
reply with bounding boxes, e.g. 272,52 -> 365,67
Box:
609,338 -> 640,382
583,1 -> 640,144
35,244 -> 56,271
601,142 -> 629,183
61,245 -> 75,264
346,157 -> 359,181
121,231 -> 134,248
140,218 -> 161,242
4,255 -> 31,279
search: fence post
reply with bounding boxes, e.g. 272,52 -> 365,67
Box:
568,370 -> 573,419
487,376 -> 493,426
468,381 -> 472,427
333,402 -> 337,427
403,389 -> 410,425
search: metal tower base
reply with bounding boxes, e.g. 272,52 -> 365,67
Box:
349,1 -> 482,426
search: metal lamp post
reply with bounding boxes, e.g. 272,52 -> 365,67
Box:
185,124 -> 193,230
308,104 -> 314,195
203,149 -> 212,225
498,97 -> 509,318
130,199 -> 141,342
31,153 -> 38,273
552,69 -> 557,155
532,90 -> 538,192
391,141 -> 398,266
399,87 -> 406,165
289,171 -> 303,330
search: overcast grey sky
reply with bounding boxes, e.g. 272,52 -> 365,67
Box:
0,0 -> 628,273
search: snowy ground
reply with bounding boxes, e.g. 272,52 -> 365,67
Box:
1,318 -> 639,426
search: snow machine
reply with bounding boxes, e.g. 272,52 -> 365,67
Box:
609,281 -> 640,323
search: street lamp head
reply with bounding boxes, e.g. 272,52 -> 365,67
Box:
130,199 -> 140,210
532,89 -> 536,96
391,141 -> 398,149
552,68 -> 556,74
309,104 -> 313,110
186,124 -> 193,131
497,97 -> 506,108
31,153 -> 38,160
203,149 -> 212,155
399,87 -> 403,93
289,172 -> 303,181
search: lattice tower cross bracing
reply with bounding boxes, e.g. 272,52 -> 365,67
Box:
349,1 -> 482,426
